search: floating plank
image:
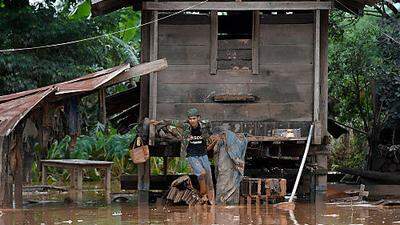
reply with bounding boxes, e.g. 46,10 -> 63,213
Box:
142,1 -> 333,11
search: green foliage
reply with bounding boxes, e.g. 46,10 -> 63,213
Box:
328,10 -> 400,169
329,11 -> 400,130
68,0 -> 91,20
40,125 -> 137,183
329,134 -> 368,170
0,0 -> 141,95
149,157 -> 191,175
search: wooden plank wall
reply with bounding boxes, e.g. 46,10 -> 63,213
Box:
157,13 -> 315,135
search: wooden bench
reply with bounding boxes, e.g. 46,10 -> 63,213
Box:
41,159 -> 113,204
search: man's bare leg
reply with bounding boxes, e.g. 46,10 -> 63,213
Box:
198,173 -> 207,196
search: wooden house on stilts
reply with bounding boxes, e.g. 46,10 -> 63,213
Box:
91,0 -> 380,199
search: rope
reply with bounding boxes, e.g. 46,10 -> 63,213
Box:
0,0 -> 209,53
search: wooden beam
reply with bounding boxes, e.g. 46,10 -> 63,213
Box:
76,168 -> 83,203
210,11 -> 218,75
313,9 -> 320,122
313,8 -> 321,144
138,11 -> 151,196
320,10 -> 329,139
149,10 -> 159,147
138,159 -> 150,191
252,10 -> 260,75
0,136 -> 13,208
139,10 -> 158,194
41,164 -> 47,185
142,1 -> 333,11
14,123 -> 25,208
99,88 -> 107,125
139,11 -> 151,122
105,167 -> 111,204
105,59 -> 168,87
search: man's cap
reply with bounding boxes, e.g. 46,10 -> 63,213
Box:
186,108 -> 200,117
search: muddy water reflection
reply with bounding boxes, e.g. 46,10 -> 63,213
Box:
1,200 -> 400,224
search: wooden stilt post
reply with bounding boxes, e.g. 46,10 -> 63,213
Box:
148,9 -> 159,146
246,179 -> 252,205
76,168 -> 83,203
105,167 -> 111,204
69,168 -> 77,202
313,5 -> 322,145
41,164 -> 47,185
256,178 -> 261,205
139,8 -> 158,196
14,123 -> 25,208
99,88 -> 107,126
0,136 -> 13,208
163,157 -> 168,175
316,9 -> 329,192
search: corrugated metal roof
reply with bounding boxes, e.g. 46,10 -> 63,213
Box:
0,87 -> 56,136
0,63 -> 130,137
56,64 -> 130,95
0,63 -> 130,103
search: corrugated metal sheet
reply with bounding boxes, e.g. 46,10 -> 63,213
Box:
56,64 -> 130,95
0,87 -> 56,136
0,63 -> 130,103
0,63 -> 130,137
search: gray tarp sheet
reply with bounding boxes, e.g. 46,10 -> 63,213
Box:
214,130 -> 248,205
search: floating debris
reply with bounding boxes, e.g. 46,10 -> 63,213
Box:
112,211 -> 122,216
324,214 -> 339,217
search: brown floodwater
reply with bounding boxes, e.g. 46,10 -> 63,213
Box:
1,193 -> 400,225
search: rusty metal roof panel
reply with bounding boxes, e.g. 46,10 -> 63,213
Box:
0,63 -> 130,137
56,64 -> 130,95
0,86 -> 48,104
0,87 -> 56,136
0,63 -> 130,103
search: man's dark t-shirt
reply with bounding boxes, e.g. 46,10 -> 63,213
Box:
186,124 -> 207,157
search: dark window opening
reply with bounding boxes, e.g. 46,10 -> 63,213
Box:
217,11 -> 253,71
218,11 -> 252,39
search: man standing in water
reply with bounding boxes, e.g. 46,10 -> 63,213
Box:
150,108 -> 217,204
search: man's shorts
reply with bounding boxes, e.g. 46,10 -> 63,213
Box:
187,155 -> 212,177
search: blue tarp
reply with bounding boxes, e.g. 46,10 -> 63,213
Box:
214,130 -> 248,205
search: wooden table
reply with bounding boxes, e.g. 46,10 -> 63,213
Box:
41,159 -> 113,204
